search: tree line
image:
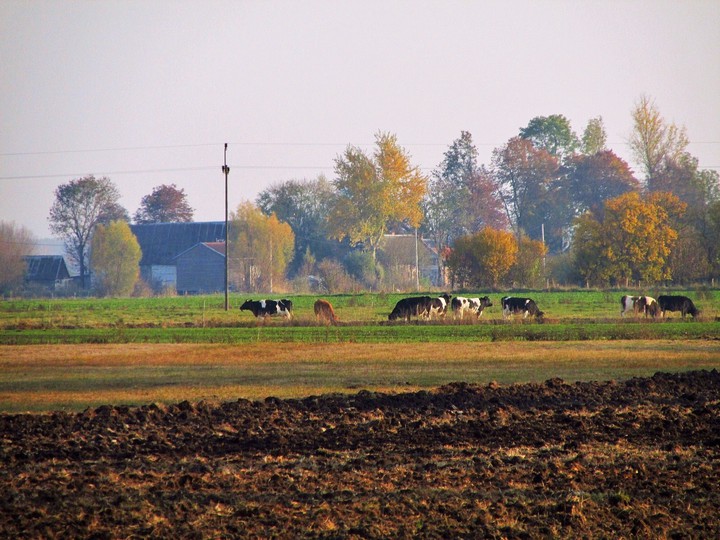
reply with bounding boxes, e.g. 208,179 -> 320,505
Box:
1,95 -> 718,296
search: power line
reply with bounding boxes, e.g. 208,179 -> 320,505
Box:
3,139 -> 720,158
0,165 -> 338,181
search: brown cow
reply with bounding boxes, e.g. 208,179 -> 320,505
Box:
314,299 -> 338,325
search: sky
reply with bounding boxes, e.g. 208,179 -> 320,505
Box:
1,0 -> 719,245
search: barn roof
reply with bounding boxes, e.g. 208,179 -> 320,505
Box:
24,255 -> 73,281
130,222 -> 226,266
174,241 -> 226,260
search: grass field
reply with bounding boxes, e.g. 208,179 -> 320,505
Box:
1,291 -> 719,412
2,340 -> 720,412
2,289 -> 719,329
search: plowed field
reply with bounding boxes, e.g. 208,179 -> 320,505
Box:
2,370 -> 719,538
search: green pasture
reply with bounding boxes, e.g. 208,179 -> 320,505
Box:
1,321 -> 718,345
1,289 -> 718,332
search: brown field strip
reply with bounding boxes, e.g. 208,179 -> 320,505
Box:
2,341 -> 720,412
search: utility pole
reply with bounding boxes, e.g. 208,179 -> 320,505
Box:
415,228 -> 420,291
223,143 -> 230,311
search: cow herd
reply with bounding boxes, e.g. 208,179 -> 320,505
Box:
239,293 -> 702,323
620,294 -> 699,318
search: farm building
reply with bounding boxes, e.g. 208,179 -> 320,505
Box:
175,242 -> 226,294
23,255 -> 74,291
378,234 -> 442,287
130,222 -> 226,292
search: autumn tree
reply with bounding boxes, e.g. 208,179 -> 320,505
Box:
508,235 -> 548,288
491,137 -> 560,247
329,132 -> 427,261
134,184 -> 194,224
628,94 -> 689,183
565,150 -> 640,215
0,221 -> 35,294
581,116 -> 608,155
519,114 -> 579,160
90,221 -> 142,296
446,228 -> 518,289
230,201 -> 294,292
49,175 -> 129,288
571,191 -> 685,286
257,175 -> 342,275
424,132 -> 507,281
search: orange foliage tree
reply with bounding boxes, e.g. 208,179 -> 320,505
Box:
446,228 -> 518,288
572,191 -> 685,286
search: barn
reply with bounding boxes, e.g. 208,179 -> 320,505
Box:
130,222 -> 226,292
175,242 -> 226,294
23,255 -> 73,292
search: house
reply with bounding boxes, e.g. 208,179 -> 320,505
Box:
24,255 -> 73,291
175,242 -> 226,294
130,222 -> 226,291
377,234 -> 442,287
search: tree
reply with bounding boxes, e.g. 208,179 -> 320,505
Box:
581,116 -> 608,155
257,175 -> 341,274
491,137 -> 560,246
446,228 -> 518,288
628,94 -> 688,182
565,150 -> 640,215
90,221 -> 142,296
329,132 -> 427,261
424,132 -> 507,281
571,192 -> 686,286
134,184 -> 194,224
519,114 -> 579,160
230,201 -> 294,292
48,175 -> 128,288
0,221 -> 35,294
508,235 -> 547,288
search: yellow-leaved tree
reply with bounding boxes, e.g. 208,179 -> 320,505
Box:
446,228 -> 518,288
572,191 -> 685,286
230,202 -> 294,292
329,132 -> 427,261
90,221 -> 142,296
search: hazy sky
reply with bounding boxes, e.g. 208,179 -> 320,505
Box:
2,0 -> 719,242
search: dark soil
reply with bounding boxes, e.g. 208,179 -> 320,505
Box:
2,370 -> 719,539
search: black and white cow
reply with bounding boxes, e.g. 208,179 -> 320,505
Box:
451,296 -> 492,318
636,295 -> 660,318
501,296 -> 544,319
240,299 -> 293,319
388,296 -> 433,321
620,295 -> 639,317
428,294 -> 452,319
620,295 -> 660,317
657,295 -> 699,318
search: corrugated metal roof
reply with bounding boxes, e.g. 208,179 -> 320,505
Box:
130,222 -> 226,266
24,256 -> 72,281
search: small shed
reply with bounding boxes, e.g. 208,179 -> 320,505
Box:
175,242 -> 226,294
24,256 -> 73,291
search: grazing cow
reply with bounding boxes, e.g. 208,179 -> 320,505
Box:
314,299 -> 338,325
501,296 -> 544,319
428,294 -> 452,319
240,299 -> 293,319
452,296 -> 493,318
636,296 -> 660,318
657,295 -> 699,318
620,295 -> 640,317
388,296 -> 433,321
